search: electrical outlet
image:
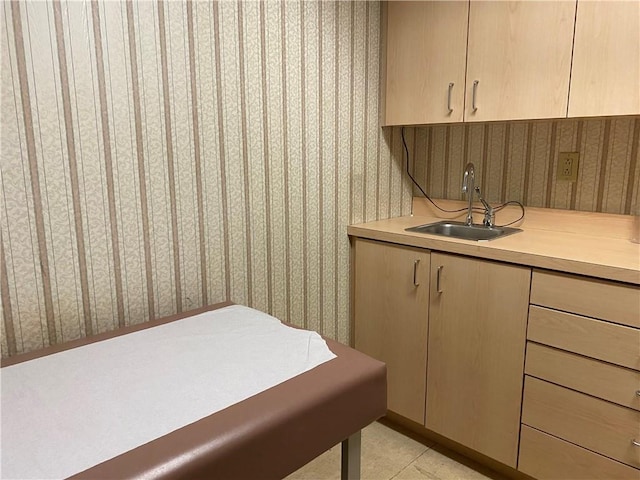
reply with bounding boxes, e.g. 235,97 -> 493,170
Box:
557,152 -> 579,182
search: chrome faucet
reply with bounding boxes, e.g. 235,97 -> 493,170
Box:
461,163 -> 475,225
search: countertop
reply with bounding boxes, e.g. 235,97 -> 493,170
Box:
347,199 -> 640,285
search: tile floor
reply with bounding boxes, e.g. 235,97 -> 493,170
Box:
286,421 -> 508,480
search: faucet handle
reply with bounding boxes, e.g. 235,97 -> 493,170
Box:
474,187 -> 495,227
483,210 -> 496,228
474,186 -> 490,208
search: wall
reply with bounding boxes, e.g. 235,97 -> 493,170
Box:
0,0 -> 412,357
404,117 -> 640,214
4,1 -> 637,359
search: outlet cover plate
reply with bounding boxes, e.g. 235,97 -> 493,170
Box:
557,152 -> 579,182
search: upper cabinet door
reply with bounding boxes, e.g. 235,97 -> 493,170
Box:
568,1 -> 640,118
384,1 -> 469,126
464,1 -> 575,122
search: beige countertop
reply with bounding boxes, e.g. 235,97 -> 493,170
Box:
347,199 -> 640,285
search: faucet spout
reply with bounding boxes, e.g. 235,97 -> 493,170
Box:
462,163 -> 475,226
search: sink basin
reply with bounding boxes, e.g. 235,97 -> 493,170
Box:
405,221 -> 521,241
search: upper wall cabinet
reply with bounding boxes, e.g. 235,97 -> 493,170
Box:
384,1 -> 640,125
383,1 -> 469,126
464,0 -> 575,122
568,1 -> 640,118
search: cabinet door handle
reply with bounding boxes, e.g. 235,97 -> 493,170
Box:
633,439 -> 640,447
447,82 -> 454,114
413,260 -> 420,287
472,80 -> 479,112
436,265 -> 443,293
636,390 -> 640,397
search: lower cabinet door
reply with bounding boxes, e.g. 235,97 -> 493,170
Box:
426,253 -> 530,467
353,238 -> 430,424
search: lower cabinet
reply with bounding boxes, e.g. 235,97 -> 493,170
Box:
425,253 -> 531,468
353,238 -> 430,424
520,270 -> 640,478
352,240 -> 531,468
351,239 -> 640,478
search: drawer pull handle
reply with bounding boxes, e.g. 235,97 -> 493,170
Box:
413,260 -> 420,287
633,440 -> 640,447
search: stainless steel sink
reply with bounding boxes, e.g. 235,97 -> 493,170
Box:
405,221 -> 521,241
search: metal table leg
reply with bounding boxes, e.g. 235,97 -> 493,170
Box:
341,430 -> 361,480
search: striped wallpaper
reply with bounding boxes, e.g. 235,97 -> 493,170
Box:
1,0 -> 412,358
405,117 -> 640,214
2,1 -> 638,359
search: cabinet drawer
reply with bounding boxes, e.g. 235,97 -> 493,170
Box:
531,270 -> 640,328
522,376 -> 640,469
528,305 -> 640,371
519,425 -> 640,480
525,342 -> 640,411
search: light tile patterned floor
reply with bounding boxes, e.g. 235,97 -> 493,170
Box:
286,421 -> 508,480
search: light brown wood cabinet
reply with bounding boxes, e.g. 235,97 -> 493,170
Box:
351,236 -> 640,477
568,1 -> 640,118
353,238 -> 430,424
425,252 -> 531,468
384,0 -> 575,125
464,0 -> 575,122
519,270 -> 640,478
384,0 -> 640,125
384,1 -> 468,125
353,242 -> 531,468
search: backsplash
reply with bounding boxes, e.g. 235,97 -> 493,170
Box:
0,0 -> 411,357
404,117 -> 639,215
